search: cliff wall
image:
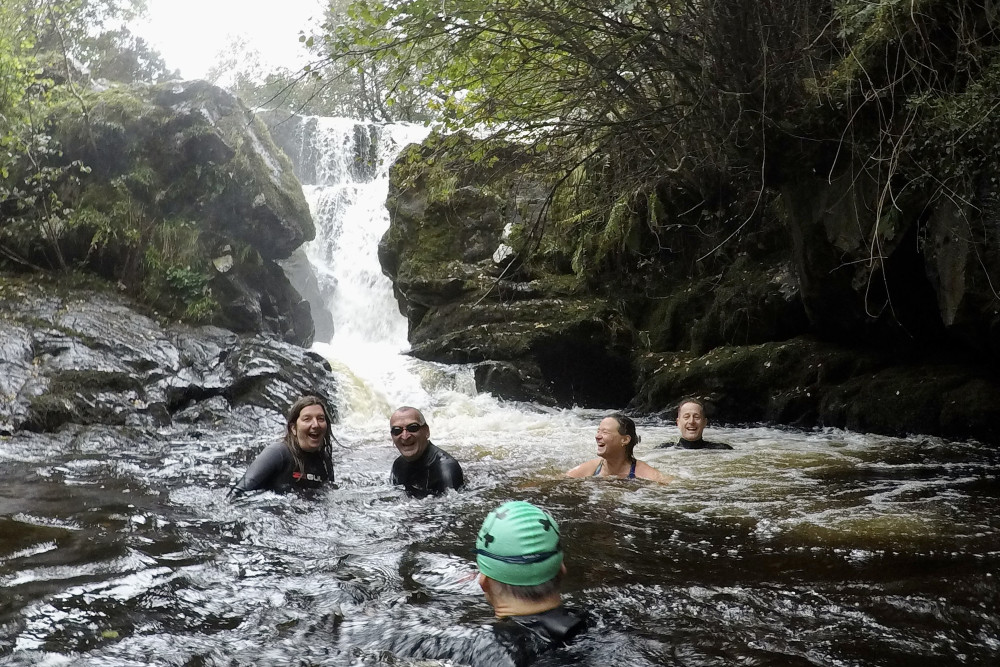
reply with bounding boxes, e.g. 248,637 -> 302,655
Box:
379,133 -> 1000,440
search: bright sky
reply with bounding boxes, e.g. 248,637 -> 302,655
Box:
135,0 -> 326,79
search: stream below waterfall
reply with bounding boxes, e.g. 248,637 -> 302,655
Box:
1,117 -> 998,666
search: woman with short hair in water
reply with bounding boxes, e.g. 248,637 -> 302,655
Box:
230,395 -> 336,496
566,413 -> 669,482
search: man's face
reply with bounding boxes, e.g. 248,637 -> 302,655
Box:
293,404 -> 328,452
676,402 -> 707,441
390,409 -> 429,461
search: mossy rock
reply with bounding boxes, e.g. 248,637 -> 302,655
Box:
25,369 -> 145,431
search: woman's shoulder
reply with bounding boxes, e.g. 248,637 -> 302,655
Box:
566,458 -> 602,478
635,460 -> 672,483
253,440 -> 290,462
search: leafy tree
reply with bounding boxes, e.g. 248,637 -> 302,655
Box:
317,0 -> 834,275
1,0 -> 173,271
80,27 -> 177,83
318,0 -> 1000,285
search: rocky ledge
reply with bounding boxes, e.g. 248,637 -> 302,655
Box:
0,275 -> 336,437
379,133 -> 1000,442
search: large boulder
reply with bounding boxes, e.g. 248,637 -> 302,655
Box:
0,274 -> 336,436
379,133 -> 641,406
5,80 -> 317,344
53,80 -> 315,259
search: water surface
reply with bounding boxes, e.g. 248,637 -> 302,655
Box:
2,406 -> 997,666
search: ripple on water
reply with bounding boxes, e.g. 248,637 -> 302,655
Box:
1,419 -> 998,666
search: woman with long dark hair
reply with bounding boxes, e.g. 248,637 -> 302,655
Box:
566,413 -> 669,482
230,395 -> 336,496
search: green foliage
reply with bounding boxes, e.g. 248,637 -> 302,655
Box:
325,0 -> 838,277
817,0 -> 1000,216
334,0 -> 1000,289
0,124 -> 93,270
141,219 -> 219,323
1,0 -> 174,272
80,28 -> 177,84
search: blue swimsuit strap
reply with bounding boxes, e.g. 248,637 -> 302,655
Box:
593,461 -> 637,479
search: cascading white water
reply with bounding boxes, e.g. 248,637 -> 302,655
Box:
293,117 -> 487,432
299,118 -> 422,348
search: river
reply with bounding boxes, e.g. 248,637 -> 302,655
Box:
0,118 -> 998,666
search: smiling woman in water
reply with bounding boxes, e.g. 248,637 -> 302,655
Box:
229,395 -> 336,496
565,413 -> 670,482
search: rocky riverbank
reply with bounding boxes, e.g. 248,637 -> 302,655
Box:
378,133 -> 1000,441
0,274 -> 336,438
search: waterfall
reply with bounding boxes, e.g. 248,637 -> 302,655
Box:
296,117 -> 426,348
278,116 -> 483,428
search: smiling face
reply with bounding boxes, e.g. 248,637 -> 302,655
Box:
292,404 -> 328,452
676,401 -> 707,442
390,408 -> 430,461
595,416 -> 629,460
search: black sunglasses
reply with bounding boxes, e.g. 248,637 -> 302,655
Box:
390,422 -> 424,436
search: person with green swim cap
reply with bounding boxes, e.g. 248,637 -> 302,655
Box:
475,500 -> 586,664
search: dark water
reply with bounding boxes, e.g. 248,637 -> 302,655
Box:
1,413 -> 998,666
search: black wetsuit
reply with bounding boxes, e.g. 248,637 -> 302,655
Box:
493,606 -> 587,667
364,605 -> 585,667
231,441 -> 333,495
390,441 -> 463,498
661,437 -> 733,450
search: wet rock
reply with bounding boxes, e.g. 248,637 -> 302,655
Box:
0,276 -> 337,435
473,361 -> 555,406
7,80 -> 317,345
380,132 -> 1000,440
379,133 -> 632,405
630,337 -> 1000,441
280,247 -> 335,343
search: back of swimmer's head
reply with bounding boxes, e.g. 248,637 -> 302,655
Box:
475,500 -> 563,587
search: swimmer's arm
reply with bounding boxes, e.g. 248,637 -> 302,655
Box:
565,458 -> 600,478
637,461 -> 674,484
230,442 -> 284,496
442,459 -> 464,491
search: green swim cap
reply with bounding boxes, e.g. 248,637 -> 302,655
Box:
475,500 -> 563,586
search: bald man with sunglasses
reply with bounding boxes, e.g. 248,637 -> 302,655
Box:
389,406 -> 464,498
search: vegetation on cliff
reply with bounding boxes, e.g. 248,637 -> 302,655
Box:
321,1 -> 1000,285
363,1 -> 1000,435
0,3 -> 316,342
0,2 -> 221,321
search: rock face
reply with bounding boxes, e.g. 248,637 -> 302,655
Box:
379,134 -> 1000,441
379,133 -> 637,406
21,80 -> 317,344
0,276 -> 336,436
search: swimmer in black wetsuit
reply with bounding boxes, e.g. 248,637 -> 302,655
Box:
659,398 -> 733,450
565,413 -> 670,482
476,500 -> 586,666
389,406 -> 463,498
230,395 -> 335,496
